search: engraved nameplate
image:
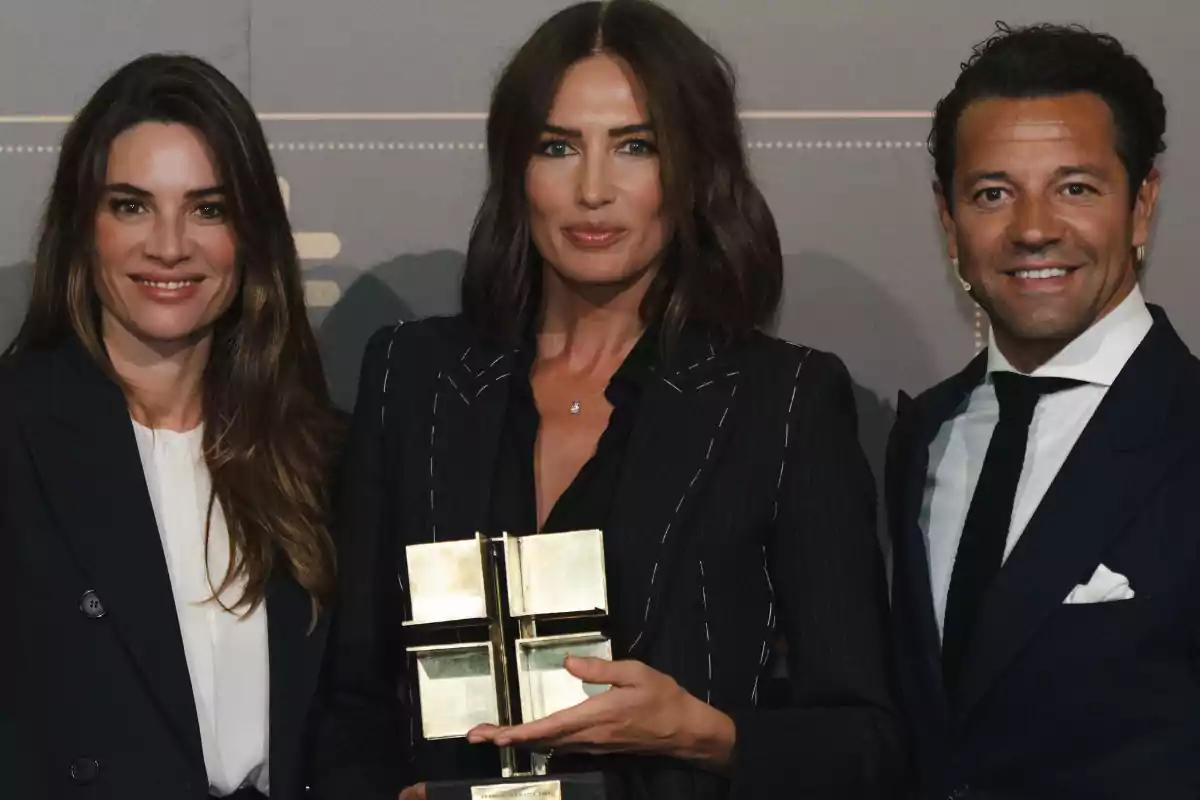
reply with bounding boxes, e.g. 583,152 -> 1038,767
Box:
471,780 -> 562,799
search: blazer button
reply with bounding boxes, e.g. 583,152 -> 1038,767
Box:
70,757 -> 100,784
79,590 -> 105,619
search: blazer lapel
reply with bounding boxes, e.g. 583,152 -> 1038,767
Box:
267,572 -> 328,795
22,344 -> 203,766
956,315 -> 1200,720
608,328 -> 743,658
426,335 -> 515,543
890,354 -> 986,728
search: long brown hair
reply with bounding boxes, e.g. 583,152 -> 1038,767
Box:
462,0 -> 782,345
7,54 -> 341,614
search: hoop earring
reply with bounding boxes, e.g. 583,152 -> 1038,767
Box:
1135,244 -> 1147,268
952,257 -> 972,293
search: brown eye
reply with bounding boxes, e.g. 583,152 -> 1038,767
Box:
195,202 -> 227,221
973,187 -> 1006,206
1062,182 -> 1097,197
108,198 -> 145,216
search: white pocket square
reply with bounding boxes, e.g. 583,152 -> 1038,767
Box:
1063,563 -> 1135,604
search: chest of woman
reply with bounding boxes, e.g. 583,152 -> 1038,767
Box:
380,362 -> 790,707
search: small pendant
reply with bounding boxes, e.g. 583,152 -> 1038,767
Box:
569,399 -> 581,416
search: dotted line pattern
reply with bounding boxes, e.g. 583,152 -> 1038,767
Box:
0,140 -> 928,154
748,140 -> 926,149
0,145 -> 60,153
270,141 -> 483,151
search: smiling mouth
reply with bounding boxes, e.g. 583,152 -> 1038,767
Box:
1011,267 -> 1072,279
132,277 -> 203,290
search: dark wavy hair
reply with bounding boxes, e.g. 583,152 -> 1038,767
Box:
7,54 -> 341,615
930,22 -> 1167,210
462,0 -> 781,344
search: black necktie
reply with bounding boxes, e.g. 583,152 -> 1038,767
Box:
942,371 -> 1085,695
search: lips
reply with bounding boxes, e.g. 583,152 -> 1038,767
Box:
1003,263 -> 1081,281
129,273 -> 206,302
1012,267 -> 1070,279
562,224 -> 627,249
131,271 -> 204,283
133,277 -> 203,290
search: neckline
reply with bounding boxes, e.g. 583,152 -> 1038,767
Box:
131,417 -> 204,440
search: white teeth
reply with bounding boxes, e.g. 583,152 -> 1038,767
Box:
138,279 -> 195,290
1014,268 -> 1069,279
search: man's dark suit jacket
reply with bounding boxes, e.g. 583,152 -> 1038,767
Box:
888,307 -> 1200,799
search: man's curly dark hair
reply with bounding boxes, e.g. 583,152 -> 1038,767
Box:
930,21 -> 1166,211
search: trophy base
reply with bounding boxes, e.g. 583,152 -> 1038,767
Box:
426,771 -> 611,800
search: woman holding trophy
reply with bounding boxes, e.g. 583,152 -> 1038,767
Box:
315,2 -> 903,798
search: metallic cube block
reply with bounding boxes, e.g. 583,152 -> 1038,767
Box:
515,632 -> 612,723
410,641 -> 501,739
505,530 -> 608,618
407,536 -> 490,625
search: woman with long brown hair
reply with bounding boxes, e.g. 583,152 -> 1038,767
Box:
315,2 -> 903,799
0,54 -> 341,799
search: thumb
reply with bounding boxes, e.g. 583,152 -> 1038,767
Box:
564,655 -> 638,686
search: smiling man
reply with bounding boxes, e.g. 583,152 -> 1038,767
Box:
888,23 -> 1200,799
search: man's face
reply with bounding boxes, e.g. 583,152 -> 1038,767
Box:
938,92 -> 1160,362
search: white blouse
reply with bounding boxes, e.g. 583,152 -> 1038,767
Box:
132,419 -> 270,796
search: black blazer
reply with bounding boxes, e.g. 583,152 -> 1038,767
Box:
887,307 -> 1200,800
312,315 -> 903,800
0,341 -> 328,800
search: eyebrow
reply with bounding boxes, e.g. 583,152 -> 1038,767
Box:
104,182 -> 227,199
962,164 -> 1112,186
541,122 -> 654,138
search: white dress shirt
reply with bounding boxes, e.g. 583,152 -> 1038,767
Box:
920,286 -> 1153,637
132,420 -> 271,796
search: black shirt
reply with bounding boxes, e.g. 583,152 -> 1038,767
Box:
486,328 -> 658,537
473,328 -> 658,784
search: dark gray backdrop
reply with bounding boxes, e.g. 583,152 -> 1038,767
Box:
2,1 -> 1196,487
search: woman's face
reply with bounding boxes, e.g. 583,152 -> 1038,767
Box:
525,53 -> 668,290
93,121 -> 239,351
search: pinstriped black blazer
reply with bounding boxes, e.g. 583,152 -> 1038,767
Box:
312,316 -> 903,800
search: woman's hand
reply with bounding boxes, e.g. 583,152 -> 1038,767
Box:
398,783 -> 426,800
466,656 -> 736,772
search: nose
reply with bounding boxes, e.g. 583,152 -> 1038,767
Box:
577,149 -> 616,209
1008,192 -> 1064,254
143,209 -> 191,267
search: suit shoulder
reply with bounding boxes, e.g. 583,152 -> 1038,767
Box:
0,355 -> 14,412
746,331 -> 852,384
359,315 -> 474,374
1176,349 -> 1200,388
0,347 -> 58,410
908,369 -> 964,405
0,345 -> 49,377
1166,350 -> 1200,428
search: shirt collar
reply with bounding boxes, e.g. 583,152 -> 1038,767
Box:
986,284 -> 1153,387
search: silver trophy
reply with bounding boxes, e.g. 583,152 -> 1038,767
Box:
404,529 -> 614,799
